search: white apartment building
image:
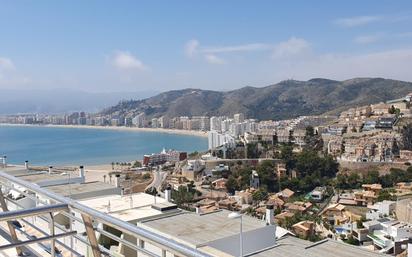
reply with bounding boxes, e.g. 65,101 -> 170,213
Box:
234,113 -> 245,123
210,116 -> 223,132
151,117 -> 159,128
208,131 -> 236,150
132,113 -> 146,128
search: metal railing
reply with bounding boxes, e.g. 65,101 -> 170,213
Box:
0,170 -> 212,257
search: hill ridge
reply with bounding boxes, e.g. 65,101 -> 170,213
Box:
101,77 -> 412,120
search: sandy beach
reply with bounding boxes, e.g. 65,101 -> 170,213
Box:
0,123 -> 208,138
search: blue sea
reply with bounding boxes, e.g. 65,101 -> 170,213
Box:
0,125 -> 207,166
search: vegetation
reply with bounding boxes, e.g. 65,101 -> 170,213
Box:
225,176 -> 239,194
336,167 -> 412,190
252,188 -> 269,202
246,143 -> 259,158
402,123 -> 412,150
142,173 -> 151,180
304,126 -> 323,151
101,78 -> 412,121
226,148 -> 339,194
377,189 -> 397,201
131,161 -> 142,168
171,185 -> 201,207
278,212 -> 322,230
145,187 -> 157,196
343,235 -> 360,246
188,151 -> 199,158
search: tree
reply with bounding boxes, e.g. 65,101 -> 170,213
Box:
295,150 -> 338,178
288,130 -> 294,144
388,105 -> 396,114
252,189 -> 268,202
304,126 -> 316,149
303,126 -> 324,150
171,186 -> 196,207
257,161 -> 276,192
379,174 -> 392,188
402,124 -> 412,150
305,126 -> 315,138
145,187 -> 157,196
347,173 -> 361,188
273,133 -> 278,145
132,161 -> 142,168
279,144 -> 295,170
377,189 -> 396,202
187,180 -> 195,192
389,168 -> 412,185
225,176 -> 239,194
363,170 -> 380,184
189,151 -> 199,158
238,168 -> 252,189
336,174 -> 349,189
345,235 -> 360,246
247,143 -> 259,158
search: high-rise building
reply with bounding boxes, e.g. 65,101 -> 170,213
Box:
210,116 -> 222,132
151,118 -> 159,128
132,113 -> 146,128
234,113 -> 245,123
158,116 -> 169,128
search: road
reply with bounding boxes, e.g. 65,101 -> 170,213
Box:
145,170 -> 167,191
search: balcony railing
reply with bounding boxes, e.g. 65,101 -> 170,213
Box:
0,170 -> 212,257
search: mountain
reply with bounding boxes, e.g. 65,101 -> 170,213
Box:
0,89 -> 158,114
101,78 -> 412,120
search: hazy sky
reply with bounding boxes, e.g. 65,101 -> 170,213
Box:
1,0 -> 412,92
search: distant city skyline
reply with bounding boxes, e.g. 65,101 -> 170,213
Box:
1,0 -> 412,92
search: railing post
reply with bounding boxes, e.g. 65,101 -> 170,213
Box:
137,238 -> 145,256
0,186 -> 23,256
49,213 -> 56,257
81,214 -> 102,257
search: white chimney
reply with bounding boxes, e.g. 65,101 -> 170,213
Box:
195,204 -> 201,215
114,174 -> 121,188
79,165 -> 85,178
266,204 -> 274,225
2,156 -> 6,167
24,160 -> 29,170
48,166 -> 53,174
165,185 -> 172,202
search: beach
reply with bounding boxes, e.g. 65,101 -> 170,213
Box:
0,123 -> 208,138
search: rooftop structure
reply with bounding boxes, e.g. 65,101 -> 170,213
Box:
43,181 -> 121,199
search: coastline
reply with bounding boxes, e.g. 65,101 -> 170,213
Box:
0,123 -> 208,138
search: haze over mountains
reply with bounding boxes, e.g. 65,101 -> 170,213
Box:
102,78 -> 412,120
0,89 -> 157,114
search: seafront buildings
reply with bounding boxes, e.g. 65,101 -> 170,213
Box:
2,92 -> 412,164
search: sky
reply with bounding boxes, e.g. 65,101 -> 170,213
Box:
1,0 -> 412,93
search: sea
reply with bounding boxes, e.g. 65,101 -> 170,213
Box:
0,125 -> 208,166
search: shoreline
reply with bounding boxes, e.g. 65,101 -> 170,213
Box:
0,123 -> 208,138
